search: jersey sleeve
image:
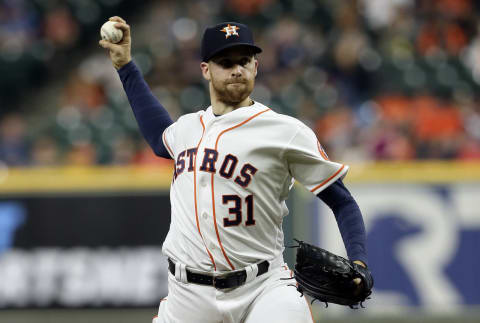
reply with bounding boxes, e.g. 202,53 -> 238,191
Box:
284,123 -> 349,195
161,122 -> 176,159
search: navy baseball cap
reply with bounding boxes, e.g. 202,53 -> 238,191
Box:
201,22 -> 262,62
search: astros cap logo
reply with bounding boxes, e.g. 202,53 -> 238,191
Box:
221,24 -> 240,38
201,22 -> 261,61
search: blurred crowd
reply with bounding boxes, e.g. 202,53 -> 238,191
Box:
1,0 -> 480,167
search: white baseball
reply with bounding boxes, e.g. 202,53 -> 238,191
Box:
100,21 -> 123,43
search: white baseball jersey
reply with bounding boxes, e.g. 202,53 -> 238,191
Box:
161,101 -> 348,272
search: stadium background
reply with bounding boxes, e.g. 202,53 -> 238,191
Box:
1,0 -> 480,322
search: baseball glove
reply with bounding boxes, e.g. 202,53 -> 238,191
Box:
293,240 -> 373,308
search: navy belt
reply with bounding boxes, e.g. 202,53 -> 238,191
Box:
168,258 -> 270,289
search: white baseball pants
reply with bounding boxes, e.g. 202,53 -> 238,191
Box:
152,261 -> 315,323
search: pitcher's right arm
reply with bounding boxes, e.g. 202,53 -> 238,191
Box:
99,16 -> 173,159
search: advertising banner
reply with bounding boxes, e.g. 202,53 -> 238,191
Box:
316,183 -> 480,313
0,194 -> 170,308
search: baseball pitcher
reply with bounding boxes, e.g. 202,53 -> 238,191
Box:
100,17 -> 372,323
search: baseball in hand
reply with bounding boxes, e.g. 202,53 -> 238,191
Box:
100,21 -> 123,43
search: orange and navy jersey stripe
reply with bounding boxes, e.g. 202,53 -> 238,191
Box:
309,164 -> 346,193
317,140 -> 329,160
193,116 -> 217,270
162,130 -> 174,158
210,108 -> 271,270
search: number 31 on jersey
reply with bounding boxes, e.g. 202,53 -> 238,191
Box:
222,195 -> 255,227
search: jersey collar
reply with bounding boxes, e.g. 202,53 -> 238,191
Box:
203,101 -> 269,126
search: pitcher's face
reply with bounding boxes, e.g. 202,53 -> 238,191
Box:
201,46 -> 258,105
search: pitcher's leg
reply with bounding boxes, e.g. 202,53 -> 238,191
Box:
152,298 -> 167,323
243,267 -> 315,323
244,284 -> 314,323
156,273 -> 222,323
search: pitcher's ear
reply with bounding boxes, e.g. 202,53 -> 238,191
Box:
200,62 -> 210,81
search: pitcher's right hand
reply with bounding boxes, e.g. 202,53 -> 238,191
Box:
99,16 -> 132,70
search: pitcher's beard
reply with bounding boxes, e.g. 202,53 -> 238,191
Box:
213,80 -> 254,105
